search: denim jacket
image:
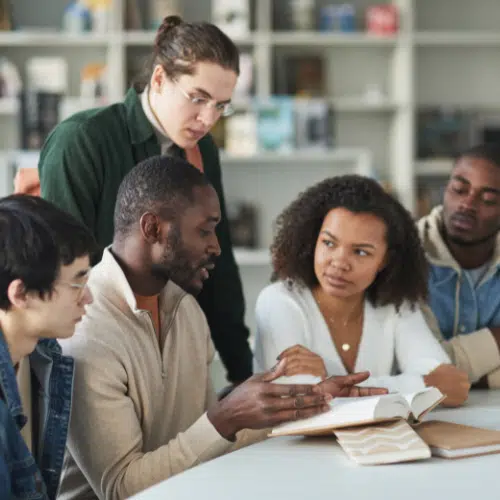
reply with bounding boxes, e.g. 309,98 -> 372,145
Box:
418,206 -> 500,384
0,329 -> 74,499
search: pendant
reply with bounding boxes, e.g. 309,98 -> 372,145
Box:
342,343 -> 350,352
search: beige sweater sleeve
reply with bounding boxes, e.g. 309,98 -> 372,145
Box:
420,303 -> 500,382
65,339 -> 233,500
205,340 -> 269,451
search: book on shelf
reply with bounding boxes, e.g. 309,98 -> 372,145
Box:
415,420 -> 500,459
270,386 -> 445,437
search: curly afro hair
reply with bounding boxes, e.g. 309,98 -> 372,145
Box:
271,175 -> 428,311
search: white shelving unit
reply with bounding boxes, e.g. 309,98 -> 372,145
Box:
3,0 -> 500,345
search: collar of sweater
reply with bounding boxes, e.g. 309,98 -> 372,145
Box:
140,86 -> 174,152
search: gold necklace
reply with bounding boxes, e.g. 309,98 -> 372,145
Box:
315,295 -> 363,353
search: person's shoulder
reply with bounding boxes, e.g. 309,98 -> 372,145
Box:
42,101 -> 127,151
257,280 -> 310,311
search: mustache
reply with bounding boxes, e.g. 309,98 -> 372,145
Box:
451,209 -> 477,223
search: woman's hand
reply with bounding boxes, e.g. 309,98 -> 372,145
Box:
424,364 -> 470,407
277,344 -> 328,379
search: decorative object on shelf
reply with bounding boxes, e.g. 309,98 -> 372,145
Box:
294,98 -> 334,151
275,55 -> 325,97
20,57 -> 68,151
362,83 -> 386,104
227,201 -> 259,249
0,0 -> 12,30
255,96 -> 295,153
212,0 -> 249,38
88,0 -> 112,32
149,0 -> 179,30
319,4 -> 356,33
289,0 -> 315,31
417,107 -> 474,160
80,63 -> 108,101
62,0 -> 92,32
366,4 -> 399,35
0,58 -> 21,98
224,110 -> 257,156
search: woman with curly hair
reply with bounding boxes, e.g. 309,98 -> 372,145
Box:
254,175 -> 470,406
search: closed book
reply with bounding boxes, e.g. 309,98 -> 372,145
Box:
415,420 -> 500,459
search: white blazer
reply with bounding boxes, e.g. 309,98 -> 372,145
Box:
253,281 -> 450,393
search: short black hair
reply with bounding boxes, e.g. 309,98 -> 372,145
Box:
271,175 -> 428,311
114,155 -> 211,238
456,143 -> 500,168
0,195 -> 98,310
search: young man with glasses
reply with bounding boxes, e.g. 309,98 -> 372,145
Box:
38,16 -> 252,395
0,195 -> 96,499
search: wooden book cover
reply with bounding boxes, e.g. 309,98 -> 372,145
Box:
334,420 -> 431,465
415,420 -> 500,459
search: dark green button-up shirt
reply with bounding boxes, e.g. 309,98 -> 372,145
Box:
39,88 -> 252,382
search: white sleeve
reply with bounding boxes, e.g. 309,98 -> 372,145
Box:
359,304 -> 451,394
253,284 -> 310,373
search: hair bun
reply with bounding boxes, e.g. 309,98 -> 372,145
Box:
155,15 -> 183,48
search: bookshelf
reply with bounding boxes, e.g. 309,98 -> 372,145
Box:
2,0 -> 500,354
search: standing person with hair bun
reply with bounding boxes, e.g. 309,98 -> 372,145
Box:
38,15 -> 253,389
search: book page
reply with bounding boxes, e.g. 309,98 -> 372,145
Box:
403,387 -> 444,420
271,394 -> 409,437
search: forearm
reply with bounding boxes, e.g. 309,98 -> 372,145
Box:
443,328 -> 500,382
68,413 -> 232,500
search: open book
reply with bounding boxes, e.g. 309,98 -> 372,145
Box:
270,387 -> 445,437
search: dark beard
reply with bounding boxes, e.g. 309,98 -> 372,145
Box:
446,227 -> 499,247
151,224 -> 205,295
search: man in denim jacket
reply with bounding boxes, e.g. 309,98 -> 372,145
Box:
418,143 -> 500,388
0,195 -> 95,499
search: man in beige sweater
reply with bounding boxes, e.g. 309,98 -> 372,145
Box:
58,155 -> 385,500
418,143 -> 500,388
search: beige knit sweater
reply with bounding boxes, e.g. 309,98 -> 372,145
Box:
57,248 -> 265,500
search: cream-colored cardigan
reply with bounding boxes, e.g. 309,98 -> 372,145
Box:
57,248 -> 264,500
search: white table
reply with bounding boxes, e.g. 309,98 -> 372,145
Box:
132,391 -> 500,500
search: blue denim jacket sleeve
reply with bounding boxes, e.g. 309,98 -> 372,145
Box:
0,399 -> 48,499
0,455 -> 11,499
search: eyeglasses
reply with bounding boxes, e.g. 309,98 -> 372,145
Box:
176,83 -> 234,117
56,274 -> 90,301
